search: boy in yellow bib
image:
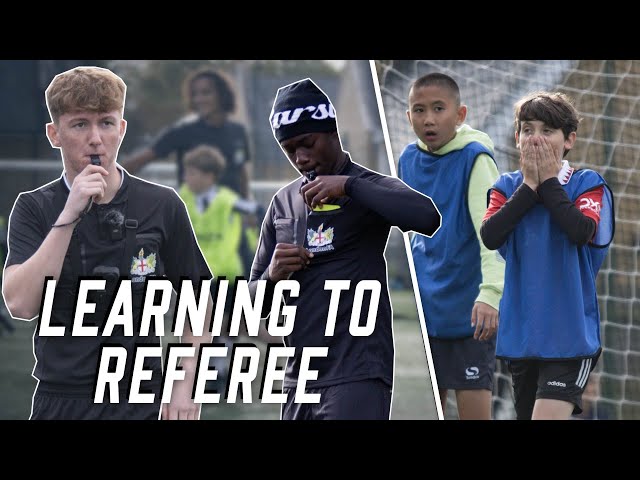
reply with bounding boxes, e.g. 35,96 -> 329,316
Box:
180,145 -> 245,282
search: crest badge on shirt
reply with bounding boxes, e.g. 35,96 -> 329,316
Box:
130,248 -> 156,282
306,223 -> 335,253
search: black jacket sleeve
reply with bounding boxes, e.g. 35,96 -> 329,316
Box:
480,183 -> 539,250
248,200 -> 278,318
344,175 -> 441,236
537,178 -> 596,246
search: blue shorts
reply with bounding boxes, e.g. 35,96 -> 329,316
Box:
281,379 -> 392,420
429,336 -> 496,391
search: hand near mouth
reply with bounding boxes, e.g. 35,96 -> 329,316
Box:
300,175 -> 349,209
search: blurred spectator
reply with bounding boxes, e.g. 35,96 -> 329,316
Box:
180,144 -> 259,282
121,67 -> 258,274
179,145 -> 271,388
121,67 -> 251,198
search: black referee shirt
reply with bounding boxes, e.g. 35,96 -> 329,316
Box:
6,170 -> 211,394
250,158 -> 440,389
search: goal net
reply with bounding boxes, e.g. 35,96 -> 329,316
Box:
375,60 -> 640,420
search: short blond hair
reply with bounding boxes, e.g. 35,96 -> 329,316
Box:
45,66 -> 126,123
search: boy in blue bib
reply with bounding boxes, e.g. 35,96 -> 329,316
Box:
481,92 -> 614,420
399,73 -> 505,419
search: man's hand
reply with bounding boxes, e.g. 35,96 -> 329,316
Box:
471,301 -> 499,341
162,368 -> 201,420
520,137 -> 539,191
536,136 -> 562,183
59,164 -> 108,223
300,175 -> 349,209
268,243 -> 313,282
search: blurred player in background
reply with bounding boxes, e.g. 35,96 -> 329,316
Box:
121,67 -> 257,275
179,144 -> 269,388
121,67 -> 251,197
398,73 -> 504,420
481,91 -> 614,420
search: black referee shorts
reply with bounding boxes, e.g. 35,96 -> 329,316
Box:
281,378 -> 392,420
31,389 -> 162,420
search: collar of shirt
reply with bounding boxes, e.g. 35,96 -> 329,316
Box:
62,163 -> 125,191
557,160 -> 574,185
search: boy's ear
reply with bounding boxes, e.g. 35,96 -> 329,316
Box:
46,122 -> 60,148
406,109 -> 411,124
456,104 -> 467,127
515,131 -> 520,149
564,131 -> 577,151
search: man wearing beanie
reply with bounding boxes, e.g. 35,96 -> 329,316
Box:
249,78 -> 441,420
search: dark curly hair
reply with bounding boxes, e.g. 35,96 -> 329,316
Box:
182,68 -> 236,114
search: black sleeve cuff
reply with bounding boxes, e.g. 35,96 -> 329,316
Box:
344,176 -> 356,196
517,182 -> 540,203
537,177 -> 564,202
260,268 -> 277,288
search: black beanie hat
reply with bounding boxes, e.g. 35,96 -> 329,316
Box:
269,78 -> 337,143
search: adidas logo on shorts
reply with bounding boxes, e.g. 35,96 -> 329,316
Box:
547,380 -> 567,388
